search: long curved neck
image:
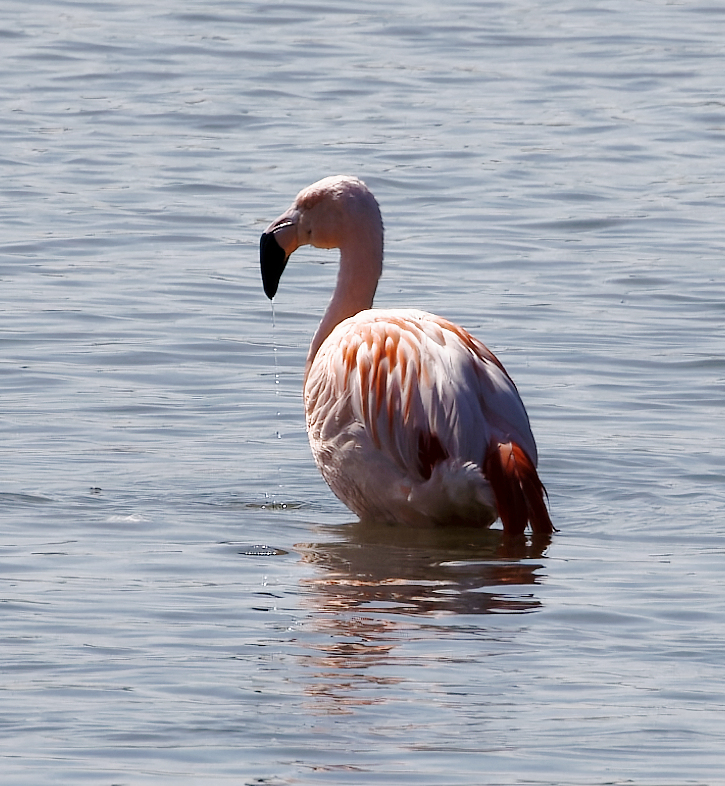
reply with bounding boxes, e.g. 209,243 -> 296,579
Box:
305,234 -> 383,378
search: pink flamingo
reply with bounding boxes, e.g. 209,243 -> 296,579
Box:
260,176 -> 553,537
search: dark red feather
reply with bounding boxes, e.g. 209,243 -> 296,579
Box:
484,441 -> 553,536
417,431 -> 449,481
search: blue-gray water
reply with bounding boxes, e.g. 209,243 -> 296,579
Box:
2,1 -> 724,783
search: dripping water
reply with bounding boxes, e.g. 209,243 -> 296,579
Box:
264,299 -> 283,509
271,300 -> 281,441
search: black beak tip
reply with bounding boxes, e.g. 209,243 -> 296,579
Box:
260,231 -> 288,300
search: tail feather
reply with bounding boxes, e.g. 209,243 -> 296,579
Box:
484,441 -> 553,537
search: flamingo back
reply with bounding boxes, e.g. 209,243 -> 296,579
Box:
304,308 -> 541,527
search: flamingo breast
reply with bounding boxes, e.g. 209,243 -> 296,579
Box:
303,308 -> 538,526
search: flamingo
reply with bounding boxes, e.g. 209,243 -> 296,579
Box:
259,176 -> 553,537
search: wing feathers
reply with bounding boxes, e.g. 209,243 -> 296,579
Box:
305,309 -> 552,534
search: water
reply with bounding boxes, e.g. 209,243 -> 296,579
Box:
1,0 -> 724,783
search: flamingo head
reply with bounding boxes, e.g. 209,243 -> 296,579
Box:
260,175 -> 382,300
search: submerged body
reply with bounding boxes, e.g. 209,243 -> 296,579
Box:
260,176 -> 552,536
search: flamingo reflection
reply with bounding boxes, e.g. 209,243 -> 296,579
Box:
293,523 -> 550,714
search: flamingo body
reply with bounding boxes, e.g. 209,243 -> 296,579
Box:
260,176 -> 552,536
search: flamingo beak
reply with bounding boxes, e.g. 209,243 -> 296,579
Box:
260,230 -> 288,300
260,209 -> 300,300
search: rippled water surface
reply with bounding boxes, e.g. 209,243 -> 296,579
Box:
2,1 -> 725,783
